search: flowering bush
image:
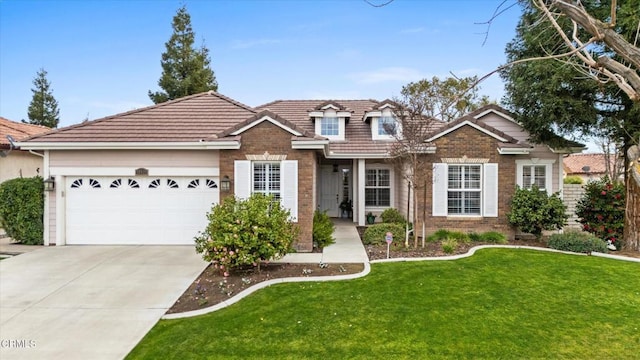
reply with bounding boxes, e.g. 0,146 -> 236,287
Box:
575,178 -> 625,248
194,194 -> 297,276
507,185 -> 567,240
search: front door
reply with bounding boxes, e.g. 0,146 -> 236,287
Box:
320,165 -> 341,217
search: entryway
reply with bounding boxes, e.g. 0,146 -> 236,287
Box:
319,164 -> 351,218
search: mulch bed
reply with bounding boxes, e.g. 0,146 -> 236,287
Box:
168,228 -> 638,314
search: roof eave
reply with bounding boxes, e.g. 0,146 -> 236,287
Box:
548,146 -> 585,154
498,148 -> 532,155
16,141 -> 241,150
291,139 -> 330,150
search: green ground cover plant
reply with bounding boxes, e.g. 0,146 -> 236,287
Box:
127,249 -> 640,359
312,210 -> 335,249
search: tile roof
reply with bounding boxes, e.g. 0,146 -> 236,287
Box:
24,92 -> 256,143
257,99 -> 397,155
564,153 -> 615,175
0,117 -> 50,149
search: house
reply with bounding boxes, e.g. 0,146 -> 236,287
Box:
0,117 -> 50,183
18,92 -> 583,250
563,153 -> 623,183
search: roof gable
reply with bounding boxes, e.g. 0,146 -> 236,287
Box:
426,116 -> 518,143
219,110 -> 319,139
468,104 -> 516,123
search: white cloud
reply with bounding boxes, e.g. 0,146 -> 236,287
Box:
231,39 -> 283,49
348,67 -> 424,84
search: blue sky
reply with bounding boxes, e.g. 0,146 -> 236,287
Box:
1,0 -> 521,128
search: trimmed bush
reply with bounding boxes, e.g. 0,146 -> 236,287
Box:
507,185 -> 567,239
380,208 -> 406,225
363,223 -> 405,245
564,176 -> 583,184
547,231 -> 608,254
313,210 -> 335,249
441,238 -> 458,254
575,178 -> 625,248
194,194 -> 297,275
0,177 -> 44,245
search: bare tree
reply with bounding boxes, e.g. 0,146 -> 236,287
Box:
385,98 -> 441,247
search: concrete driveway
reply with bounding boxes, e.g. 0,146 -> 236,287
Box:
0,245 -> 207,360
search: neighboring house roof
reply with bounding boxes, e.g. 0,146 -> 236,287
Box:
23,91 -> 256,143
0,117 -> 50,149
564,153 -> 615,175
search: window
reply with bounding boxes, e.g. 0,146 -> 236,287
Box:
378,116 -> 396,136
447,165 -> 481,215
253,163 -> 281,199
320,117 -> 339,136
365,169 -> 390,206
516,160 -> 554,194
522,165 -> 547,190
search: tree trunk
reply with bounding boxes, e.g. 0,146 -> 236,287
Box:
624,146 -> 640,251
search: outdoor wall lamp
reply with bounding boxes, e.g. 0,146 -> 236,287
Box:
220,175 -> 231,192
43,176 -> 55,192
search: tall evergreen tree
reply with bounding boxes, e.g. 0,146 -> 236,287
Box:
27,68 -> 60,128
148,6 -> 218,104
500,1 -> 639,150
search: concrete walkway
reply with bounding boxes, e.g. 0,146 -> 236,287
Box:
0,234 -> 43,256
274,219 -> 368,264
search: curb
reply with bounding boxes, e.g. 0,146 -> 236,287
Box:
591,251 -> 640,263
162,262 -> 372,320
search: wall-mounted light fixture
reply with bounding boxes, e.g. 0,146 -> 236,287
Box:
43,176 -> 55,192
220,175 -> 231,192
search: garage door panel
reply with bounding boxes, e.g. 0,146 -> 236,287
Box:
66,176 -> 218,245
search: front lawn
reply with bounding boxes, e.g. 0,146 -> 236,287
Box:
127,249 -> 640,359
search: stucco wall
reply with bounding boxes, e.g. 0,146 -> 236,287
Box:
0,151 -> 43,183
49,149 -> 218,168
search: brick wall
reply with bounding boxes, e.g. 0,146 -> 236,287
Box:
563,184 -> 584,229
219,121 -> 316,252
416,126 -> 517,239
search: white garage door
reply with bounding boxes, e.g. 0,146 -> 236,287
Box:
66,176 -> 219,245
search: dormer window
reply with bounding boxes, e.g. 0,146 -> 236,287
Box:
320,117 -> 339,136
310,102 -> 351,141
378,116 -> 397,136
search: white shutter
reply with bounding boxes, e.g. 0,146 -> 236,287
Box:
483,163 -> 498,217
280,160 -> 298,222
234,160 -> 251,200
545,164 -> 553,195
432,163 -> 447,217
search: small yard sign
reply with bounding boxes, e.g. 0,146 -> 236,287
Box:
385,232 -> 393,259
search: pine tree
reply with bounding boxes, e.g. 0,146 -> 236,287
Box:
27,68 -> 60,128
148,6 -> 218,104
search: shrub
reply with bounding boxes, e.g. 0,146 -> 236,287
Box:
0,177 -> 44,245
507,185 -> 568,240
427,229 -> 470,243
441,238 -> 458,254
380,208 -> 406,225
194,194 -> 297,275
564,176 -> 583,184
547,230 -> 608,254
313,210 -> 335,249
478,231 -> 507,244
575,178 -> 625,248
363,223 -> 405,245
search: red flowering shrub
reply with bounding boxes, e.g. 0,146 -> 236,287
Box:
575,178 -> 625,248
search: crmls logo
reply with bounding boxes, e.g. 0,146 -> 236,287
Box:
0,339 -> 37,348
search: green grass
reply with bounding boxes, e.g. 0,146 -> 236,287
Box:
127,249 -> 640,359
